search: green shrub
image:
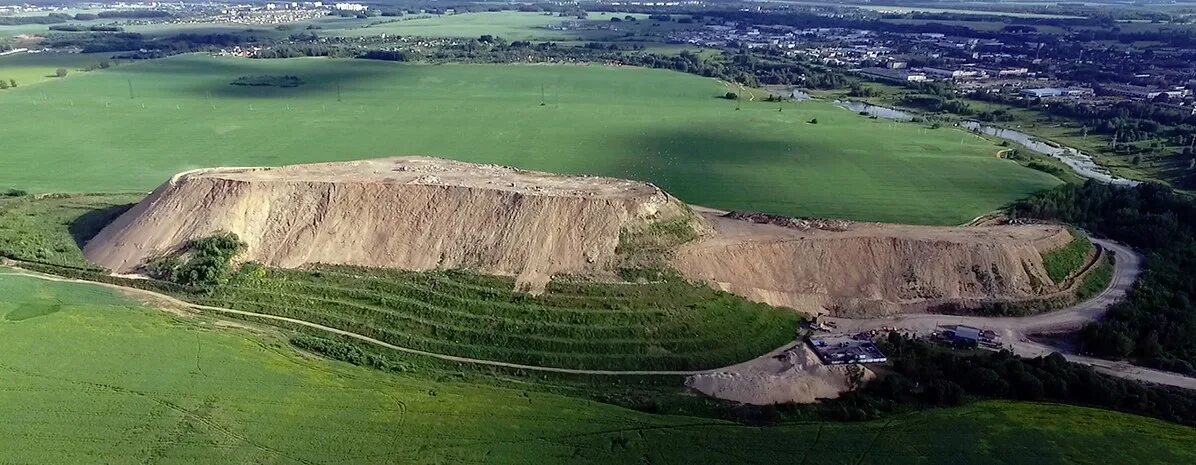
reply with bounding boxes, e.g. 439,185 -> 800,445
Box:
149,232 -> 246,288
1042,233 -> 1093,283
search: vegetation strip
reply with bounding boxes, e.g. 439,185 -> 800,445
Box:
0,268 -> 782,376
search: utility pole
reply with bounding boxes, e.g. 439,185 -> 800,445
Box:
128,79 -> 135,100
336,82 -> 342,102
540,84 -> 546,106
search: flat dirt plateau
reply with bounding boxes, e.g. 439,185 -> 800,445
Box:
85,156 -> 1071,315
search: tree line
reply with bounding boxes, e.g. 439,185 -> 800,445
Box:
1010,181 -> 1196,374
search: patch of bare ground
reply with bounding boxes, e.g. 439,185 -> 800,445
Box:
83,157 -> 702,293
686,344 -> 871,405
673,210 -> 1073,318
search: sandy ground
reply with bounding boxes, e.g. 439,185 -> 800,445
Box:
686,343 -> 868,405
816,238 -> 1196,389
674,209 -> 1071,317
84,157 -> 695,292
188,157 -> 662,199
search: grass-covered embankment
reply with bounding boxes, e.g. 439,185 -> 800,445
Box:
199,265 -> 800,371
1042,231 -> 1094,283
3,274 -> 1196,465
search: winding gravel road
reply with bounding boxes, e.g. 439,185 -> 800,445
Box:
825,237 -> 1196,389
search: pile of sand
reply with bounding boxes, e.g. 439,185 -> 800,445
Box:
686,344 -> 871,405
672,211 -> 1072,317
83,157 -> 698,291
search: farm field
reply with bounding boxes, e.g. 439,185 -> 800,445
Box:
0,51 -> 118,86
0,54 -> 1061,224
3,273 -> 1196,464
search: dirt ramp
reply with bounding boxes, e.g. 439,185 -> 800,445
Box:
83,157 -> 699,290
674,212 -> 1072,317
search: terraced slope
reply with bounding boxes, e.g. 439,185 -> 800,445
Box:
197,265 -> 801,371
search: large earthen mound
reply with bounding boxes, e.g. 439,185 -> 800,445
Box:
86,157 -> 1075,316
672,209 -> 1073,317
83,157 -> 698,290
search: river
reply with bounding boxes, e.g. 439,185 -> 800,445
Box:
832,101 -> 1138,186
959,122 -> 1139,186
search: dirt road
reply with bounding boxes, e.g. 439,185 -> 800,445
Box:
825,237 -> 1140,338
824,237 -> 1196,389
0,268 -> 716,376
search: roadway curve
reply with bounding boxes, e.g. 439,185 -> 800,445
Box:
826,237 -> 1196,389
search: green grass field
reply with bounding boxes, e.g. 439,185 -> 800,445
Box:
0,194 -> 138,267
2,273 -> 1195,464
0,51 -> 121,87
0,54 -> 1060,224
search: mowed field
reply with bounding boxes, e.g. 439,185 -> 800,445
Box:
0,54 -> 1060,224
3,273 -> 1195,465
0,51 -> 118,86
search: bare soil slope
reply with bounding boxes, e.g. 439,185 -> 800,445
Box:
83,157 -> 698,290
673,210 -> 1072,317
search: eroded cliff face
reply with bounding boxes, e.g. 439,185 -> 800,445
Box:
672,212 -> 1072,317
83,157 -> 697,291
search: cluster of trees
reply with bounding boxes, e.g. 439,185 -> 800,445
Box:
969,91 -> 1196,141
0,10 -> 172,26
93,10 -> 173,20
289,335 -> 409,372
0,14 -> 72,26
844,334 -> 1196,426
146,233 -> 246,288
1010,182 -> 1196,374
0,78 -> 17,90
46,31 -> 267,55
230,75 -> 304,88
255,44 -> 355,59
49,24 -> 123,32
899,94 -> 974,115
846,83 -> 882,98
350,36 -> 851,89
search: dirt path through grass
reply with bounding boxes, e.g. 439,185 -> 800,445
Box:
0,267 -> 788,376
